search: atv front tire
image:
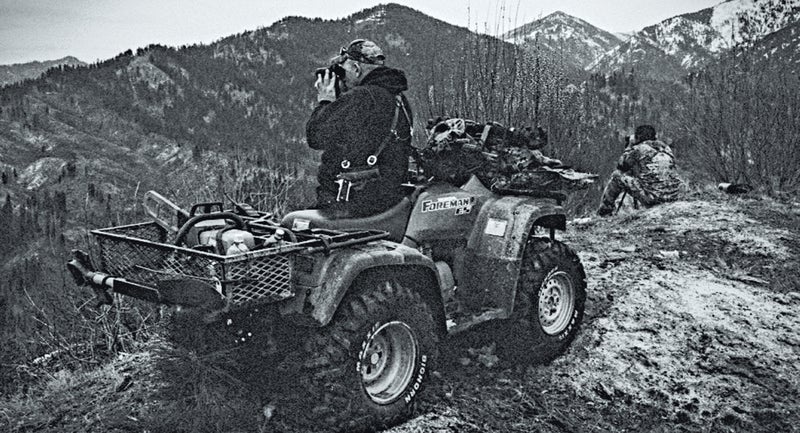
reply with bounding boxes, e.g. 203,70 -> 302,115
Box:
281,274 -> 439,432
509,237 -> 587,365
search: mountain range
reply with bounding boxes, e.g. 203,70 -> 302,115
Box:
3,0 -> 798,87
503,0 -> 800,79
590,0 -> 799,78
0,56 -> 86,87
500,11 -> 622,73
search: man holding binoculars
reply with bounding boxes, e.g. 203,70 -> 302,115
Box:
306,39 -> 414,217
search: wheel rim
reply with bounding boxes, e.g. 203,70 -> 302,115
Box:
360,321 -> 419,405
537,270 -> 576,335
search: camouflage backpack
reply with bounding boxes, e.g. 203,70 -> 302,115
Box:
419,117 -> 596,193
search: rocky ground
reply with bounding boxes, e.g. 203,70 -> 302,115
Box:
3,191 -> 799,433
390,193 -> 800,433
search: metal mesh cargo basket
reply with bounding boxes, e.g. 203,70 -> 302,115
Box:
92,222 -> 299,307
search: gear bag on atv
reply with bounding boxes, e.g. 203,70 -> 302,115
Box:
418,117 -> 597,193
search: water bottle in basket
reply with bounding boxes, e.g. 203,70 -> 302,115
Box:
263,228 -> 286,247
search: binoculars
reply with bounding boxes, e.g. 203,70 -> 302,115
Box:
315,64 -> 346,80
315,65 -> 345,98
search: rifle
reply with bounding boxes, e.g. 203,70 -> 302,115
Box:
615,191 -> 627,215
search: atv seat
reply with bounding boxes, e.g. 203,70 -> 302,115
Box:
280,196 -> 414,243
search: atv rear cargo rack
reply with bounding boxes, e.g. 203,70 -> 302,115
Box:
68,221 -> 388,310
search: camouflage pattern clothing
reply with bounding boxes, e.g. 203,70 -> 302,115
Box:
419,118 -> 596,192
599,139 -> 681,212
492,165 -> 598,192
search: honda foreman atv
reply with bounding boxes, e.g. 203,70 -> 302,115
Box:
68,177 -> 586,432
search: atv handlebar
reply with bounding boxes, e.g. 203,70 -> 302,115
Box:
173,211 -> 245,246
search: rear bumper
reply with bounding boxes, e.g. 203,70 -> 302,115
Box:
67,249 -> 223,309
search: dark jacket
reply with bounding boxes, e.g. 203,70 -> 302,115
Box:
306,66 -> 413,217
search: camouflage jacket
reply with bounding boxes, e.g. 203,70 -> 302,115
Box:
618,140 -> 681,201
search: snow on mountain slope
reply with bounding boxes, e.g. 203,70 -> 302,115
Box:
502,11 -> 622,70
589,0 -> 800,77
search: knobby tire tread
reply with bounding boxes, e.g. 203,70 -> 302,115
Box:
278,275 -> 438,432
510,237 -> 587,365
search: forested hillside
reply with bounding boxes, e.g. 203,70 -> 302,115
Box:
0,57 -> 86,87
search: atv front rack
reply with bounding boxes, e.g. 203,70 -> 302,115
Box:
68,221 -> 388,310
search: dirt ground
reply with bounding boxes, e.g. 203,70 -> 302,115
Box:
3,192 -> 799,433
389,193 -> 800,433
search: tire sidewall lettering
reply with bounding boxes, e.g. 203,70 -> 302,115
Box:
403,353 -> 427,405
357,321 -> 429,406
300,282 -> 439,430
356,322 -> 383,374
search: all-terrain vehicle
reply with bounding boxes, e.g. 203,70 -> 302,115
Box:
67,176 -> 586,431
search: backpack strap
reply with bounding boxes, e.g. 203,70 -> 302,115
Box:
367,94 -> 410,166
339,93 -> 411,170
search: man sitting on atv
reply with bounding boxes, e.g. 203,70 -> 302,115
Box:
307,39 -> 413,218
597,124 -> 681,216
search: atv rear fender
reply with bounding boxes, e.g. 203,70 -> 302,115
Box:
456,194 -> 566,314
279,240 -> 445,329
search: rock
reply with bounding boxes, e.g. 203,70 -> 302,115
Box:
477,353 -> 499,368
572,217 -> 593,226
263,404 -> 276,421
658,250 -> 680,259
599,256 -> 626,268
718,183 -> 753,194
592,383 -> 614,401
675,411 -> 692,424
728,272 -> 768,286
115,375 -> 133,393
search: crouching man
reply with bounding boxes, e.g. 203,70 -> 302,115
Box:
597,125 -> 681,217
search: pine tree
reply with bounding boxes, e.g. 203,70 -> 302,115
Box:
0,196 -> 13,251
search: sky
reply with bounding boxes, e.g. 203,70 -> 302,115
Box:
0,0 -> 724,65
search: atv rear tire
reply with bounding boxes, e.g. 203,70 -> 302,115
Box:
508,237 -> 586,365
280,274 -> 439,432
